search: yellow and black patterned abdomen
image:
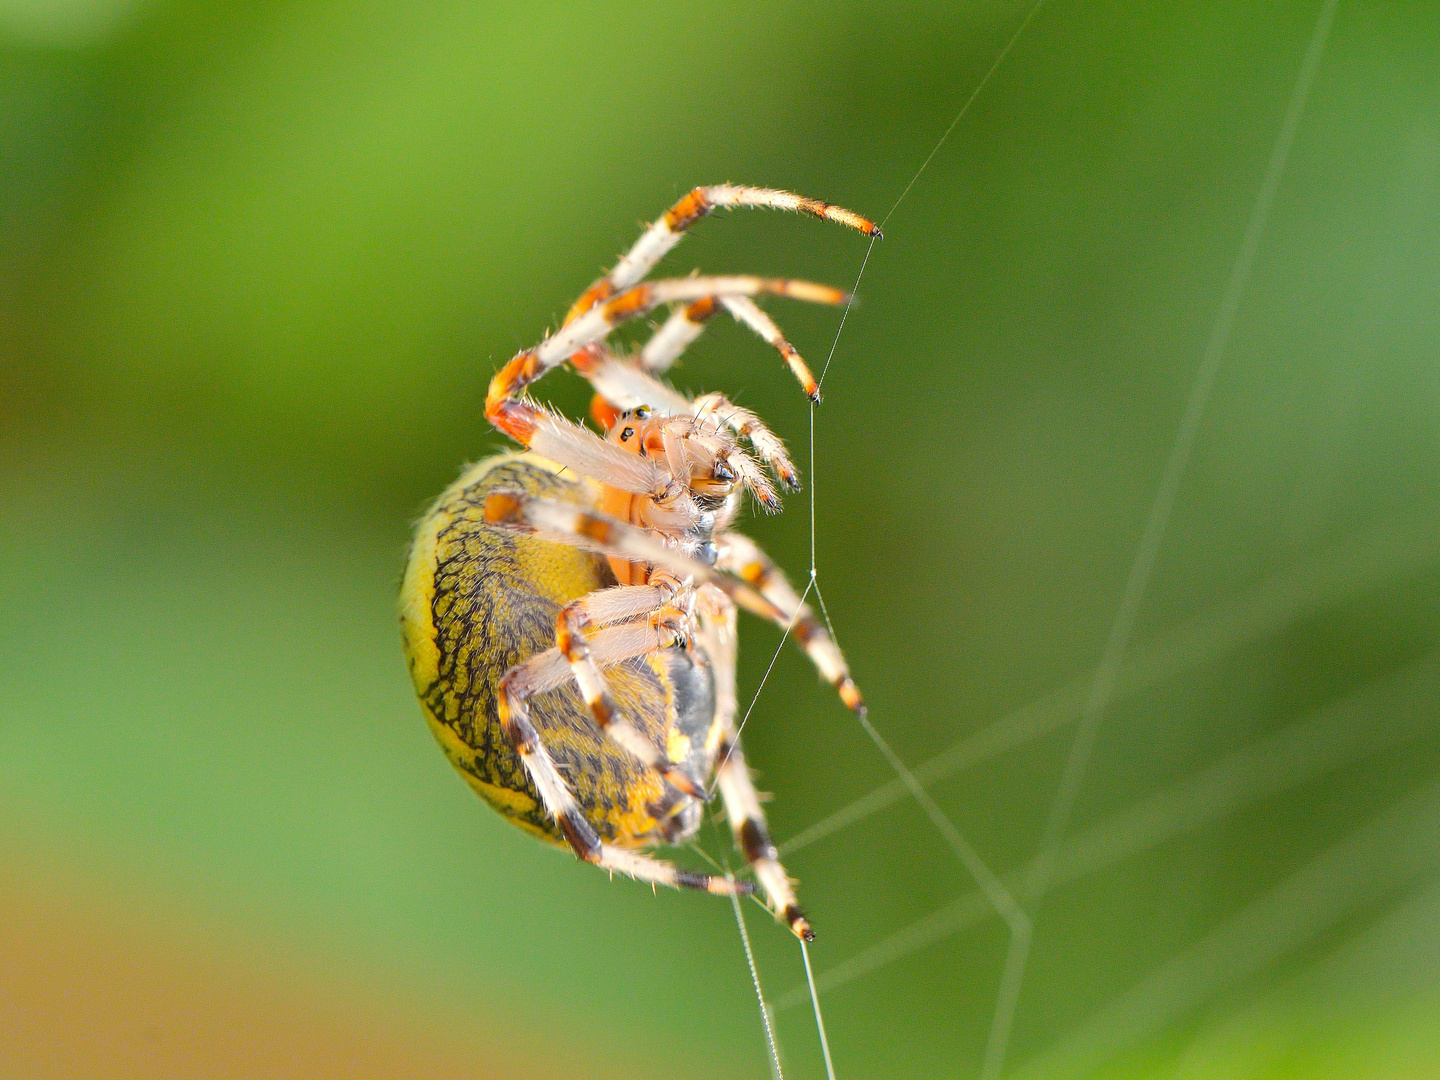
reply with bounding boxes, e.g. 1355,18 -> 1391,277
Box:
400,452 -> 714,849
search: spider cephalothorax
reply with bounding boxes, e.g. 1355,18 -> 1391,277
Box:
402,186 -> 876,939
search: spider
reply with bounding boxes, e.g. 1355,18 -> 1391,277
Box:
400,185 -> 879,940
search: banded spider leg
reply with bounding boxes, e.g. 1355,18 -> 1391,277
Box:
695,591 -> 816,940
487,491 -> 866,937
551,578 -> 707,800
494,621 -> 745,897
484,275 -> 848,515
563,184 -> 881,329
561,185 -> 878,431
484,494 -> 790,898
717,531 -> 865,715
634,292 -> 823,401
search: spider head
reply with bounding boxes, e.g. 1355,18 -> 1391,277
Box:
606,404 -> 663,456
606,406 -> 761,511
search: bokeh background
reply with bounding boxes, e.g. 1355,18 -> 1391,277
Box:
3,1 -> 1438,1077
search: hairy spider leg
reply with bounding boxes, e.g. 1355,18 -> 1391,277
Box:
475,397 -> 708,541
485,276 -> 846,505
561,277 -> 844,404
717,531 -> 866,717
488,274 -> 846,435
638,298 -> 720,373
553,580 -> 708,801
495,634 -> 747,897
696,595 -> 814,940
571,344 -> 694,416
563,185 -> 881,327
482,491 -> 787,627
630,292 -> 824,400
719,296 -> 824,402
484,494 -> 838,937
485,492 -> 861,715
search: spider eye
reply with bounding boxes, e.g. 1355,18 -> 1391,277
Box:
634,405 -> 651,420
620,427 -> 634,441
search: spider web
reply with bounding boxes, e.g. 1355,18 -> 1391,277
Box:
700,1 -> 1434,1077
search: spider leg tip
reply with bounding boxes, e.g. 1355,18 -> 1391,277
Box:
665,770 -> 712,804
784,905 -> 815,940
838,678 -> 866,717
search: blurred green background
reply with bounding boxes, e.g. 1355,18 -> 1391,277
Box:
3,0 -> 1439,1077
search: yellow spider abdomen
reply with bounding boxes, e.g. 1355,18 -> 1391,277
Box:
400,452 -> 716,849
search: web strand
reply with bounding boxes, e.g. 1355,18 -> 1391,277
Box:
801,938 -> 839,1080
709,576 -> 815,792
1012,776 -> 1440,1079
879,0 -> 1050,231
779,516 -> 1435,859
770,646 -> 1440,1015
816,235 -> 877,394
785,716 -> 1376,1015
980,3 -> 1340,1076
813,337 -> 1025,927
731,882 -> 785,1080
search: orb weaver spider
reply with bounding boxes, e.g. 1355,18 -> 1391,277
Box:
400,185 -> 878,940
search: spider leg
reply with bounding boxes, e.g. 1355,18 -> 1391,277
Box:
638,298 -> 719,373
716,531 -> 866,716
554,581 -> 709,801
591,280 -> 831,401
718,295 -> 824,402
574,292 -> 822,462
717,738 -> 812,936
497,624 -> 746,897
569,344 -> 692,417
564,185 -> 880,326
713,445 -> 780,514
482,490 -> 788,626
486,274 -> 846,435
633,293 -> 824,402
694,591 -> 813,940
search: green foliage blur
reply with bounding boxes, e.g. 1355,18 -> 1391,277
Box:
2,1 -> 1438,1077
